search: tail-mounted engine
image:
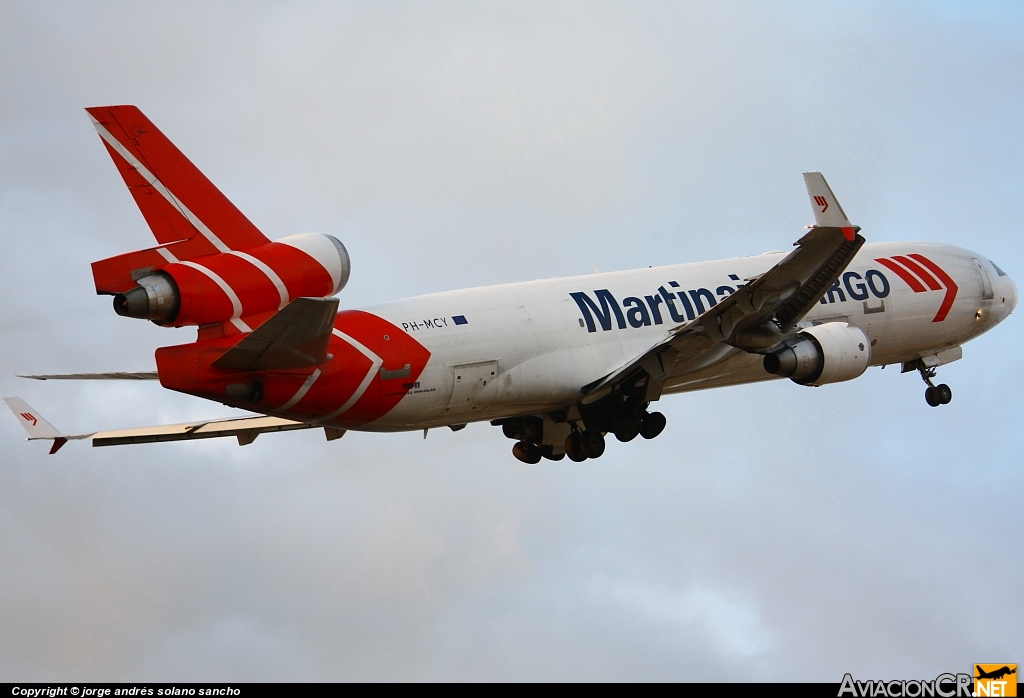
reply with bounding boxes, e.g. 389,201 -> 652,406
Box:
762,321 -> 871,386
97,233 -> 350,327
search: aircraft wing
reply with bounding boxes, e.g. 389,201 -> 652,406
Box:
584,173 -> 864,400
3,397 -> 342,454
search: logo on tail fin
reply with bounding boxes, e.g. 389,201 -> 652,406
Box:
813,195 -> 829,212
20,412 -> 37,426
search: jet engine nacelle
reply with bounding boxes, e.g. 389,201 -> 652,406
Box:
112,234 -> 350,327
762,322 -> 871,386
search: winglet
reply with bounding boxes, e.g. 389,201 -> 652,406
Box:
3,397 -> 68,453
803,172 -> 856,240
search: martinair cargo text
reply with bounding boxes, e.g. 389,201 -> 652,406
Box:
4,106 -> 1017,462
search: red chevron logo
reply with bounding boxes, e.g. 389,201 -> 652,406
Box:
813,195 -> 829,212
874,254 -> 958,322
20,412 -> 37,426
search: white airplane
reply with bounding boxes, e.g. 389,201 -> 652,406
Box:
4,105 -> 1017,462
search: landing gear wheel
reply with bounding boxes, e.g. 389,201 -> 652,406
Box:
564,433 -> 587,462
512,442 -> 542,464
915,360 -> 951,408
579,431 -> 606,459
640,411 -> 666,439
613,415 -> 641,442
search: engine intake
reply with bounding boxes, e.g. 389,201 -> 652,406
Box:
763,322 -> 871,386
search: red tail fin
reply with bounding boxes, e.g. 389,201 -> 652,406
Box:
86,105 -> 269,252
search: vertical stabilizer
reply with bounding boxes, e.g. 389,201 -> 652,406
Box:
86,105 -> 269,251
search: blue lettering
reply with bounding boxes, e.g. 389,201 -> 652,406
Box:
645,295 -> 665,324
715,285 -> 735,299
825,280 -> 846,303
623,297 -> 652,327
571,290 -> 626,332
865,269 -> 890,298
668,281 -> 694,319
658,286 -> 687,322
688,288 -> 717,314
843,272 -> 869,301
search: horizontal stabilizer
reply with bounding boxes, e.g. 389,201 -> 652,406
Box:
19,372 -> 159,381
213,297 -> 340,370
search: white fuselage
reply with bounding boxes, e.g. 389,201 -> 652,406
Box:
357,242 -> 1015,431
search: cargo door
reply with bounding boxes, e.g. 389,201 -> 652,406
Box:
445,361 -> 499,415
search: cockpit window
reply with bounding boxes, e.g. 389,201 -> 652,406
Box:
991,261 -> 1008,277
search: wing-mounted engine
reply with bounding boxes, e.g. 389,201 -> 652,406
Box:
762,321 -> 870,386
105,233 -> 351,327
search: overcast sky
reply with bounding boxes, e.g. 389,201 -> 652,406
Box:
1,0 -> 1022,682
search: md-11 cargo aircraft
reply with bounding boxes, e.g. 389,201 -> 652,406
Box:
4,106 -> 1017,462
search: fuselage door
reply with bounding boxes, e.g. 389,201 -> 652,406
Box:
972,258 -> 995,300
445,361 -> 499,415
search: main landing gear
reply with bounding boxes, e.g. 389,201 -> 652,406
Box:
499,409 -> 667,464
914,362 -> 952,407
561,410 -> 665,462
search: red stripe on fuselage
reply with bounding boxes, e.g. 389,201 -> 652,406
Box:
891,255 -> 942,291
908,254 -> 959,323
876,257 -> 927,292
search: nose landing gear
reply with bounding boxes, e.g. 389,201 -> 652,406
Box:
915,362 -> 952,407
